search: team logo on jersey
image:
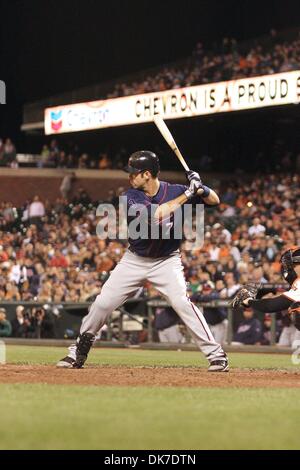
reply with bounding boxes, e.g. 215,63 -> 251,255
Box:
51,110 -> 63,131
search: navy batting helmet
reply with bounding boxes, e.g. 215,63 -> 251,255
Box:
124,150 -> 160,177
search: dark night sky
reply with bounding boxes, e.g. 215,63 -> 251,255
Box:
1,0 -> 300,141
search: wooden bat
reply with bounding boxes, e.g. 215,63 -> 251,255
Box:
153,116 -> 190,172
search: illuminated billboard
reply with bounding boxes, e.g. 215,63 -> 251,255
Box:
45,70 -> 300,135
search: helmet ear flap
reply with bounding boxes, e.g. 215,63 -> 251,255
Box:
291,247 -> 300,264
281,249 -> 298,286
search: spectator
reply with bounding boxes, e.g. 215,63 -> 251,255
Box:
32,307 -> 56,339
251,265 -> 268,284
222,187 -> 237,205
0,138 -> 3,160
49,249 -> 69,268
57,151 -> 67,168
9,260 -> 28,286
38,144 -> 50,167
278,312 -> 300,348
72,187 -> 91,206
0,308 -> 12,337
60,171 -> 76,199
248,218 -> 266,236
154,306 -> 183,343
2,138 -> 16,166
98,152 -> 112,169
233,308 -> 262,345
11,305 -> 26,337
265,220 -> 279,237
220,272 -> 240,298
192,280 -> 228,345
28,196 -> 45,227
4,282 -> 21,301
78,153 -> 90,168
259,313 -> 281,345
212,223 -> 232,243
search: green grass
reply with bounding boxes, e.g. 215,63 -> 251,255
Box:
0,346 -> 299,450
0,384 -> 299,450
5,344 -> 300,370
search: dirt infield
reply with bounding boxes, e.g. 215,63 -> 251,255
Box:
0,364 -> 300,387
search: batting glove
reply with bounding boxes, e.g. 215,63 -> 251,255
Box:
186,170 -> 202,185
184,179 -> 202,199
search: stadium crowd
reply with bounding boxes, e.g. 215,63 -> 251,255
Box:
0,172 -> 299,344
2,135 -> 299,175
2,29 -> 300,172
107,29 -> 300,97
33,138 -> 300,173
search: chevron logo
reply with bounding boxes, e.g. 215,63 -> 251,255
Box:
51,110 -> 63,131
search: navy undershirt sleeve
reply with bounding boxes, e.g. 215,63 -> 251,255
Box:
248,295 -> 292,312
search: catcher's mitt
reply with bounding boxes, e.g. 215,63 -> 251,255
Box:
231,283 -> 260,309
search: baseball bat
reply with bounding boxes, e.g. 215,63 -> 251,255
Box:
153,116 -> 190,172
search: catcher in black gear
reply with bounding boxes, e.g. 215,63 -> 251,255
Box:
231,246 -> 300,331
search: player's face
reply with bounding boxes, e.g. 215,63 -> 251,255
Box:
129,171 -> 149,189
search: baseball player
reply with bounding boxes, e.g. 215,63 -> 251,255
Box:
57,150 -> 229,371
231,246 -> 300,331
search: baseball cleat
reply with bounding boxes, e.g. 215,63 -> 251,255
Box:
74,332 -> 95,368
56,356 -> 77,368
207,356 -> 229,372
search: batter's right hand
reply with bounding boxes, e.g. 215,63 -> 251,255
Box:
186,170 -> 202,185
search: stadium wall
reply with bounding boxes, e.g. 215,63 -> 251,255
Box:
0,169 -> 127,204
0,169 -> 236,204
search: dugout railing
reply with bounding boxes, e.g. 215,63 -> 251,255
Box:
0,284 -> 288,345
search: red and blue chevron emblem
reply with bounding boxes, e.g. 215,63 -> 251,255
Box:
51,110 -> 63,131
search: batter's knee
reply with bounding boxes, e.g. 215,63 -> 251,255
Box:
167,295 -> 191,313
92,291 -> 115,313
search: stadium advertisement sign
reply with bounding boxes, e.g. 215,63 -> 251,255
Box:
45,70 -> 300,134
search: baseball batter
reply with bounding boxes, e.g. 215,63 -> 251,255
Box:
57,150 -> 229,371
232,246 -> 300,330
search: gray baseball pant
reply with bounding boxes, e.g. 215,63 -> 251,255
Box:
80,250 -> 224,361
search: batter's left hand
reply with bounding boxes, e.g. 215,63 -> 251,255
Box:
185,178 -> 202,198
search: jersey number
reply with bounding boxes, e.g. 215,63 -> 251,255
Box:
165,222 -> 173,235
